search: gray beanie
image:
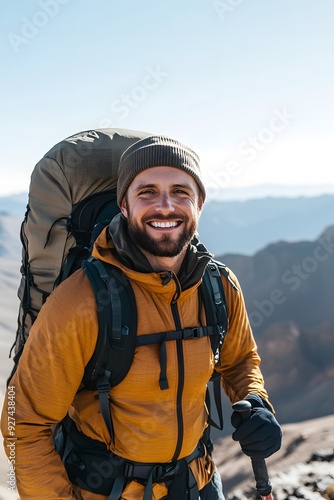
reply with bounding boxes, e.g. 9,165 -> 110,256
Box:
117,135 -> 206,205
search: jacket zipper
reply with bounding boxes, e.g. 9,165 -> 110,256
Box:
170,300 -> 185,462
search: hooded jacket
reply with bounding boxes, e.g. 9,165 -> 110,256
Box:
1,214 -> 270,499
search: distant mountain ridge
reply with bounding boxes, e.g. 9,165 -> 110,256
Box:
1,192 -> 334,256
0,193 -> 28,216
198,194 -> 334,255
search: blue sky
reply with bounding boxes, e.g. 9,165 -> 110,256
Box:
1,0 -> 333,198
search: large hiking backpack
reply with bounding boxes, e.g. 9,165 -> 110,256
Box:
12,127 -> 151,362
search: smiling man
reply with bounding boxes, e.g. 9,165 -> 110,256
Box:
1,135 -> 281,499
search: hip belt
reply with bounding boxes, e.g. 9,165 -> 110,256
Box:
54,415 -> 204,500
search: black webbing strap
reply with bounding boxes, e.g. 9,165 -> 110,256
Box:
136,324 -> 224,392
82,259 -> 135,442
205,371 -> 224,431
96,370 -> 114,442
200,261 -> 229,433
93,260 -> 123,341
205,261 -> 228,333
108,476 -> 124,500
106,440 -> 203,500
91,260 -> 127,443
159,337 -> 168,390
136,324 -> 223,347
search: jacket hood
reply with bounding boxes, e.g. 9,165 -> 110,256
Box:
92,213 -> 213,297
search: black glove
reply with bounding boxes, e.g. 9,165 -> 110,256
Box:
231,393 -> 282,459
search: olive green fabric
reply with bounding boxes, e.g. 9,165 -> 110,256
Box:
17,128 -> 151,349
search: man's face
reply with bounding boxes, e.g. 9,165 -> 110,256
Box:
120,166 -> 203,258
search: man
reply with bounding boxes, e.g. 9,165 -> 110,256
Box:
1,135 -> 282,499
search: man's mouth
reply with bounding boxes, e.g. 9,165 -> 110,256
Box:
148,221 -> 182,229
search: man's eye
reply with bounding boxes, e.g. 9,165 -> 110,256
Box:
139,189 -> 155,195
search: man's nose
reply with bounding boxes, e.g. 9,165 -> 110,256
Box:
155,192 -> 175,212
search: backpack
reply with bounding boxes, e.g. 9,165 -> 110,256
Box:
11,127 -> 151,366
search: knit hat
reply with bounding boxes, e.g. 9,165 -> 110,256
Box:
117,135 -> 206,205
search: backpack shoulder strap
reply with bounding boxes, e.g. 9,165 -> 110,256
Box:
82,258 -> 137,387
81,258 -> 137,441
200,259 -> 235,440
200,259 -> 229,362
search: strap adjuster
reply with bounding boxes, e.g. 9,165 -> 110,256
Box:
96,371 -> 111,393
183,326 -> 205,339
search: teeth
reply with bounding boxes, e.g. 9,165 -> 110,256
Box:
151,221 -> 178,228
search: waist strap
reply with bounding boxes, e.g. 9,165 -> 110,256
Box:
124,440 -> 204,482
58,416 -> 204,499
110,441 -> 203,500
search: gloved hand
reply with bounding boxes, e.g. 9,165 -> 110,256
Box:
231,393 -> 282,459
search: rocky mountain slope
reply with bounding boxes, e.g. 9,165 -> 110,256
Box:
216,414 -> 334,499
217,226 -> 334,425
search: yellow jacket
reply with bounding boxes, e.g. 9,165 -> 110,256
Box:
1,225 -> 270,499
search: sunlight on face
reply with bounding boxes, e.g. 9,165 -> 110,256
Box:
121,167 -> 203,258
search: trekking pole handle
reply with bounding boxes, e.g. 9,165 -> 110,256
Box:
232,400 -> 273,499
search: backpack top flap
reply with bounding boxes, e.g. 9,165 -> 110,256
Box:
27,129 -> 151,263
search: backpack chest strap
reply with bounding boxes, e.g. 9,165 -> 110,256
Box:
136,324 -> 224,347
136,324 -> 225,391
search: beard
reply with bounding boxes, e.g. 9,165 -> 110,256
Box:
127,213 -> 198,258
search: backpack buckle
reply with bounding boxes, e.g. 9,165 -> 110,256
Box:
183,326 -> 205,339
96,371 -> 111,394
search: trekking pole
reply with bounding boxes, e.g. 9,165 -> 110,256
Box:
232,400 -> 273,500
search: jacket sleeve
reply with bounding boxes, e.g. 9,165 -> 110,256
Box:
0,270 -> 98,499
217,268 -> 273,409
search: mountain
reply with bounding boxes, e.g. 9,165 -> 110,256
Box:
0,214 -> 21,258
218,225 -> 334,333
198,194 -> 334,255
217,226 -> 334,425
0,193 -> 27,217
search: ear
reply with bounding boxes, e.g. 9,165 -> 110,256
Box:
120,197 -> 128,218
197,195 -> 204,214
